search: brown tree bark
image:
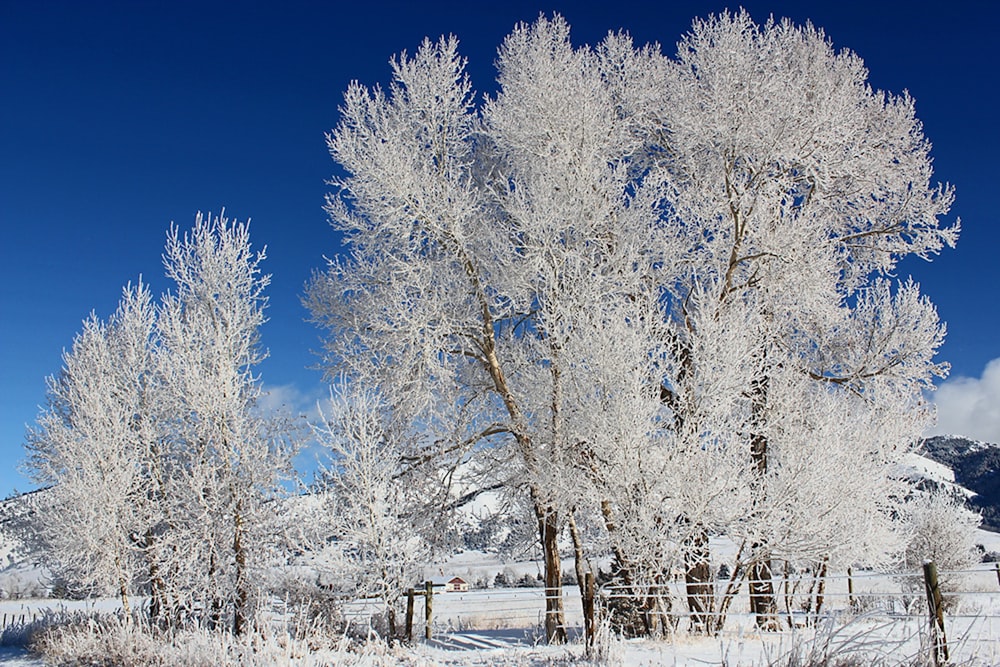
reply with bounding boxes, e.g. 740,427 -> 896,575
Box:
481,330 -> 567,643
684,527 -> 713,633
748,374 -> 779,631
536,504 -> 567,643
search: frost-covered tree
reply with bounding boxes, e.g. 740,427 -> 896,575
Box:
901,485 -> 980,588
23,282 -> 158,615
156,212 -> 289,634
648,10 -> 958,629
305,19 -> 674,641
307,382 -> 430,638
25,214 -> 290,635
304,33 -> 568,639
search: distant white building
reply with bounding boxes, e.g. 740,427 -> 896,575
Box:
428,576 -> 469,592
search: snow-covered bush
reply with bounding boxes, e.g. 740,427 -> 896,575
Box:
31,616 -> 413,667
900,485 -> 980,602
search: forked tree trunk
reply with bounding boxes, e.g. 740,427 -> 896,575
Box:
813,557 -> 829,624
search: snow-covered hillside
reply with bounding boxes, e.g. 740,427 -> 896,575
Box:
918,435 -> 1000,532
0,490 -> 49,599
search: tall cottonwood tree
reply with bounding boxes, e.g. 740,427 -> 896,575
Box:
304,34 -> 571,638
306,19 -> 671,641
649,11 -> 958,629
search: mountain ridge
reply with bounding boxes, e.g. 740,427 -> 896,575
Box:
919,435 -> 1000,532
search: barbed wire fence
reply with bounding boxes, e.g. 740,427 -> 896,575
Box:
395,562 -> 1000,664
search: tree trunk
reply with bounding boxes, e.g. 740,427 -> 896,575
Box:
481,336 -> 566,644
748,429 -> 778,629
207,551 -> 222,631
536,504 -> 566,643
567,510 -> 589,599
387,605 -> 397,642
749,554 -> 779,630
114,554 -> 131,621
144,530 -> 167,627
232,500 -> 249,636
684,526 -> 713,633
748,372 -> 778,630
813,558 -> 829,624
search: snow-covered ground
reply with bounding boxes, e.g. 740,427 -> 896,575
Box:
302,530 -> 997,665
4,552 -> 996,666
0,647 -> 42,667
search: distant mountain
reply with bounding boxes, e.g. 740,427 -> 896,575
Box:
0,488 -> 50,598
919,435 -> 1000,532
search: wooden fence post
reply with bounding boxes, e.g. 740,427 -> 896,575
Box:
405,588 -> 415,643
922,560 -> 949,667
583,571 -> 595,653
424,580 -> 433,640
847,567 -> 855,610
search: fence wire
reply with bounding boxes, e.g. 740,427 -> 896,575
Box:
391,564 -> 1000,641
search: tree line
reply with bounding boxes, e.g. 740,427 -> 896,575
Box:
18,11 -> 978,644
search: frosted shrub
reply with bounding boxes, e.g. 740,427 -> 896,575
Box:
31,617 -> 419,667
901,486 -> 980,604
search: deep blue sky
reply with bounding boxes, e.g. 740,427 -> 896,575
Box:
2,1 -> 997,498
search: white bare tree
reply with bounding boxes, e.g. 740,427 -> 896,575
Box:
901,484 -> 980,588
23,281 -> 158,616
648,10 -> 958,629
306,10 -> 958,638
156,212 -> 289,634
25,214 -> 292,634
306,19 -> 676,640
304,33 -> 574,639
307,381 -> 430,638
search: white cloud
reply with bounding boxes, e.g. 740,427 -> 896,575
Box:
258,383 -> 331,488
928,358 -> 1000,444
257,383 -> 326,423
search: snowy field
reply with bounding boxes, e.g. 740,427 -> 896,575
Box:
2,566 -> 998,663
